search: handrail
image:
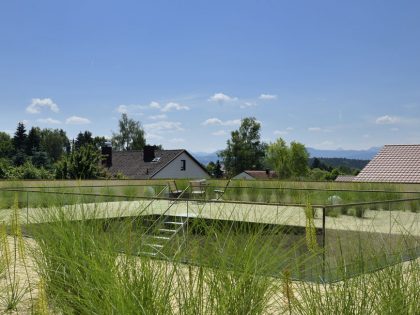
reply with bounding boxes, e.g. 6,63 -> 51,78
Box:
0,183 -> 167,191
135,185 -> 168,216
2,187 -> 420,209
141,185 -> 191,237
324,196 -> 420,209
212,184 -> 420,194
213,178 -> 232,200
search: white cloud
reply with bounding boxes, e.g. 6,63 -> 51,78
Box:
212,130 -> 227,136
65,116 -> 91,125
149,101 -> 161,109
240,102 -> 257,109
161,102 -> 189,113
390,127 -> 400,131
144,121 -> 184,132
148,114 -> 167,120
308,127 -> 322,132
116,104 -> 144,115
116,101 -> 160,115
26,98 -> 59,114
201,118 -> 241,126
375,115 -> 400,125
208,93 -> 238,102
37,118 -> 62,125
116,105 -> 129,114
258,94 -> 277,100
286,127 -> 294,131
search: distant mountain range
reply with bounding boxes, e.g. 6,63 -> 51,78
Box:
306,147 -> 381,160
192,147 -> 381,165
192,151 -> 221,165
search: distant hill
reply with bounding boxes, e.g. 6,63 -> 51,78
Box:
191,151 -> 220,165
309,157 -> 370,170
306,147 -> 381,160
193,147 -> 380,166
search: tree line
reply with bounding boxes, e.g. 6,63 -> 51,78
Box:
0,113 -> 149,180
213,117 -> 361,180
0,114 -> 359,180
216,117 -> 309,179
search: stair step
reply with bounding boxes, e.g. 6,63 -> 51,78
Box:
139,251 -> 157,257
145,243 -> 164,248
151,235 -> 171,240
159,228 -> 177,233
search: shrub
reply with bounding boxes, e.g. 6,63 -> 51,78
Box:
55,145 -> 105,179
2,161 -> 54,180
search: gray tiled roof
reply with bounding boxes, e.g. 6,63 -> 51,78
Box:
106,149 -> 184,179
354,145 -> 420,183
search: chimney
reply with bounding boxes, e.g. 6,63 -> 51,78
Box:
143,145 -> 155,162
101,142 -> 112,168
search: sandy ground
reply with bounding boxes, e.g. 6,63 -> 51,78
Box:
0,237 -> 39,315
1,199 -> 419,236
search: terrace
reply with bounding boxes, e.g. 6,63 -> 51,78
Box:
1,180 -> 419,283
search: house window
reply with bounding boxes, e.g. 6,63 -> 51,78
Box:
181,159 -> 186,171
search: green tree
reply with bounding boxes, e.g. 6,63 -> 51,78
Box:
289,141 -> 309,177
31,151 -> 51,168
0,158 -> 12,178
213,160 -> 223,178
265,138 -> 291,179
111,113 -> 146,151
93,136 -> 107,149
75,131 -> 93,150
55,145 -> 104,179
13,122 -> 27,152
206,161 -> 216,177
219,117 -> 265,176
40,129 -> 70,162
26,127 -> 42,155
0,132 -> 13,158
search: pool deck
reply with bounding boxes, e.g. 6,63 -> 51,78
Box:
0,199 -> 419,237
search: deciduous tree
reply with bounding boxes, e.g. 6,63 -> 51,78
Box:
0,132 -> 13,158
265,138 -> 291,179
289,141 -> 309,177
266,138 -> 309,179
112,113 -> 146,151
219,117 -> 266,176
40,129 -> 70,162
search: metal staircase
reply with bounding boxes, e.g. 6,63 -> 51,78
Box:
139,215 -> 188,258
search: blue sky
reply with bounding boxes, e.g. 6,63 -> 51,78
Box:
1,0 -> 419,152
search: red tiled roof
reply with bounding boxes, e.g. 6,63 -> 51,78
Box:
354,145 -> 420,183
